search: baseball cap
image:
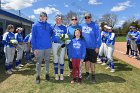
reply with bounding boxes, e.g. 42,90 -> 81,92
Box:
84,12 -> 92,17
55,14 -> 62,19
40,12 -> 47,17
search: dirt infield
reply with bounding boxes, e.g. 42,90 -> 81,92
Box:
114,42 -> 140,69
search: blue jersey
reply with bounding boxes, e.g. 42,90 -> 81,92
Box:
24,33 -> 32,43
2,32 -> 15,47
67,24 -> 82,40
52,24 -> 67,43
130,31 -> 139,40
101,30 -> 108,43
136,34 -> 140,44
106,32 -> 115,46
31,21 -> 52,50
15,33 -> 23,43
68,38 -> 86,60
81,21 -> 101,49
126,31 -> 133,41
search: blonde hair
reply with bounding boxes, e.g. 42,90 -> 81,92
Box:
6,24 -> 14,31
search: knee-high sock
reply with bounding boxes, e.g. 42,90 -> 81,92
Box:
16,60 -> 20,66
54,63 -> 58,74
60,64 -> 64,74
111,62 -> 114,69
5,63 -> 9,71
9,62 -> 13,69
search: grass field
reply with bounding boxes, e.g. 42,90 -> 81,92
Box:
0,57 -> 140,93
116,36 -> 126,42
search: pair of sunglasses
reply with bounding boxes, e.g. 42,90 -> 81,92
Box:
71,19 -> 77,21
85,16 -> 91,19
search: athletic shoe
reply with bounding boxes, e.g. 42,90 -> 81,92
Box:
132,56 -> 137,59
55,74 -> 59,80
101,63 -> 106,66
36,76 -> 40,84
10,68 -> 16,72
6,70 -> 13,74
85,72 -> 90,80
105,66 -> 110,69
45,74 -> 50,81
60,74 -> 64,80
92,75 -> 96,84
19,64 -> 24,67
97,61 -> 102,64
16,66 -> 22,69
128,55 -> 133,58
110,69 -> 115,73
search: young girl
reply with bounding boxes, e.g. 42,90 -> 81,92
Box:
15,27 -> 24,69
68,28 -> 86,85
2,25 -> 16,74
105,26 -> 116,72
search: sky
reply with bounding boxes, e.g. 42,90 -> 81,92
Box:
1,0 -> 140,27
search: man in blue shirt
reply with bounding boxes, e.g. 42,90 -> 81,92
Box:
31,12 -> 52,84
81,13 -> 101,83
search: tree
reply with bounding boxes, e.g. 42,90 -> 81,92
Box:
99,13 -> 118,27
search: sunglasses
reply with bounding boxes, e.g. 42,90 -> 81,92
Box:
71,19 -> 77,21
85,16 -> 91,19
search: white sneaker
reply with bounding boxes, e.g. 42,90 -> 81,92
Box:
6,70 -> 13,74
132,56 -> 137,59
10,68 -> 15,72
97,58 -> 101,62
110,69 -> 115,73
128,55 -> 133,58
105,66 -> 110,69
55,74 -> 59,80
16,66 -> 22,69
19,64 -> 24,67
101,63 -> 106,66
60,74 -> 64,80
97,61 -> 102,64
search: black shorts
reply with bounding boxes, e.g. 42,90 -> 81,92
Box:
84,48 -> 98,63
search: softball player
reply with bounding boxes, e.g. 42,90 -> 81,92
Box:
23,32 -> 32,65
129,26 -> 139,58
2,25 -> 16,74
98,25 -> 108,65
105,26 -> 116,72
15,27 -> 24,69
52,14 -> 67,80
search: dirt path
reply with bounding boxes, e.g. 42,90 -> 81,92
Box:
114,42 -> 140,69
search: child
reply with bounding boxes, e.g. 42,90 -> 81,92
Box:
2,24 -> 16,74
68,28 -> 86,85
105,26 -> 116,72
15,27 -> 24,69
23,32 -> 32,65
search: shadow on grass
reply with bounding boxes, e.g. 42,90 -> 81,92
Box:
115,62 -> 132,71
82,73 -> 126,84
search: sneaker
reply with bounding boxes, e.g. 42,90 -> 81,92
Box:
55,74 -> 59,80
128,55 -> 133,58
45,74 -> 50,81
19,64 -> 24,67
132,56 -> 137,59
97,61 -> 102,64
26,63 -> 31,66
36,76 -> 40,84
6,70 -> 13,74
71,80 -> 74,84
60,74 -> 64,80
85,72 -> 90,80
101,63 -> 106,66
92,75 -> 96,84
110,69 -> 115,73
105,66 -> 110,69
78,78 -> 82,85
16,66 -> 22,69
97,58 -> 101,62
10,68 -> 15,72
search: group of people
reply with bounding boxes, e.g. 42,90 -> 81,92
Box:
2,25 -> 32,74
2,11 -> 116,85
126,26 -> 140,59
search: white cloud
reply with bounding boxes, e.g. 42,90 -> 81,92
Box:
115,20 -> 125,27
34,7 -> 61,15
64,3 -> 69,7
88,0 -> 102,5
28,15 -> 35,19
111,1 -> 132,12
1,0 -> 36,10
48,4 -> 56,7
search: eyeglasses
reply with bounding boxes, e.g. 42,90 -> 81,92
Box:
71,19 -> 77,21
85,16 -> 91,19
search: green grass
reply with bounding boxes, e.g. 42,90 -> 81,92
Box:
116,36 -> 126,42
0,57 -> 140,93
